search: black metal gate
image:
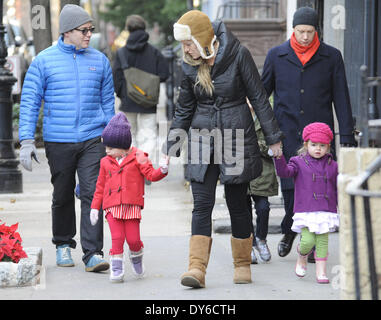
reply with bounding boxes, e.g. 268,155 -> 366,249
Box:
345,65 -> 381,300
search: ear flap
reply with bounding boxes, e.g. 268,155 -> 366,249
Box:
191,34 -> 216,59
173,23 -> 192,41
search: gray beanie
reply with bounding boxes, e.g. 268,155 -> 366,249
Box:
292,7 -> 318,28
59,4 -> 92,34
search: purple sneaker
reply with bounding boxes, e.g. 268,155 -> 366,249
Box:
110,256 -> 124,282
129,249 -> 145,278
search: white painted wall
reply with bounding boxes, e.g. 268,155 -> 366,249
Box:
286,0 -> 297,39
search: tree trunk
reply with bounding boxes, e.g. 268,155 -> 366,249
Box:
60,0 -> 80,11
30,0 -> 52,55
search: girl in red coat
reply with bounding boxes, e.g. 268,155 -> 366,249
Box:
90,112 -> 168,282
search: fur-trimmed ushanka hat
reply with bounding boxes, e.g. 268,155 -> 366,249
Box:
173,10 -> 216,60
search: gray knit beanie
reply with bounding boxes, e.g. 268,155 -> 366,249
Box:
292,7 -> 318,28
59,4 -> 93,34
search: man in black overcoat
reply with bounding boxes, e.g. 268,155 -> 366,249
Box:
261,7 -> 356,258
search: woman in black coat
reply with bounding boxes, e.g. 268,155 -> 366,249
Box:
163,10 -> 283,288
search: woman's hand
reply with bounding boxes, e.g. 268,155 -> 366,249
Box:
269,142 -> 283,158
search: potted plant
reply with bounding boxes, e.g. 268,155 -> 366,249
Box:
0,220 -> 28,263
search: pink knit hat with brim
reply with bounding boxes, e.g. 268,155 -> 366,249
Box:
302,122 -> 333,144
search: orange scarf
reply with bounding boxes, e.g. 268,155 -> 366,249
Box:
290,32 -> 320,65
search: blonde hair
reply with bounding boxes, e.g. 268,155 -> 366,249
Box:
298,140 -> 331,155
297,142 -> 309,156
182,41 -> 219,97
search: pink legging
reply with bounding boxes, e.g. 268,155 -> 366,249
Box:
106,213 -> 143,255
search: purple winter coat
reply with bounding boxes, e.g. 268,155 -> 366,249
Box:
274,153 -> 338,213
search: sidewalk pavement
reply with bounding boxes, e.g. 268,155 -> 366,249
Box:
0,148 -> 341,301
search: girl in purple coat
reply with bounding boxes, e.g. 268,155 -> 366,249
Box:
273,122 -> 339,284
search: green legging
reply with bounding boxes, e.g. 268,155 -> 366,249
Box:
299,228 -> 328,259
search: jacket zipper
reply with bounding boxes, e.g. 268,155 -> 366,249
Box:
73,53 -> 80,141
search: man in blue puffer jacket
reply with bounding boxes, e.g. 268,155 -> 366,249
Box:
18,4 -> 115,272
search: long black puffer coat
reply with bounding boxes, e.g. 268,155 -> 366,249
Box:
164,21 -> 283,184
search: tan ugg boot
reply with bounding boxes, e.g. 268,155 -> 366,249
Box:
181,235 -> 212,288
231,234 -> 253,284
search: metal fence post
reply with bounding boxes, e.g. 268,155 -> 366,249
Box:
0,0 -> 22,193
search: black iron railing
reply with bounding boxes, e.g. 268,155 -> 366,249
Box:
346,154 -> 381,300
359,65 -> 381,148
345,65 -> 381,300
216,0 -> 280,19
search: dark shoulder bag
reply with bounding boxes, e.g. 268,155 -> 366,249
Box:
117,48 -> 160,108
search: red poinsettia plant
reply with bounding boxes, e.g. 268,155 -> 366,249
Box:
0,220 -> 28,263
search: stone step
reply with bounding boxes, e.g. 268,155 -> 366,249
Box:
0,247 -> 43,288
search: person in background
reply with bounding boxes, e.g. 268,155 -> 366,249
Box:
113,15 -> 169,172
247,112 -> 279,264
18,4 -> 115,272
261,6 -> 356,259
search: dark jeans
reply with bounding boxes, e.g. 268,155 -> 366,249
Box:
247,195 -> 270,244
281,189 -> 296,235
191,164 -> 251,239
44,136 -> 106,264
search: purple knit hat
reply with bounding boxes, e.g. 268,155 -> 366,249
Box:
102,113 -> 132,149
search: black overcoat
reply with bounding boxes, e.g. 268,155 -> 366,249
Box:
164,21 -> 283,184
261,40 -> 356,189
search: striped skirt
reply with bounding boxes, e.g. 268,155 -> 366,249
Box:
105,204 -> 142,220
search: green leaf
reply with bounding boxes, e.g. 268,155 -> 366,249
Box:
99,0 -> 190,46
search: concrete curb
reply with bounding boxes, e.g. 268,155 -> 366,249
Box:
0,247 -> 43,288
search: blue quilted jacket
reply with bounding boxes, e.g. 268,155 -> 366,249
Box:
19,36 -> 115,143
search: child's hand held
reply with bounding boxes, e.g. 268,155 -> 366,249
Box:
269,142 -> 283,158
90,209 -> 99,226
159,155 -> 170,174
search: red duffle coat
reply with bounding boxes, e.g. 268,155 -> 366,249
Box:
91,147 -> 167,210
